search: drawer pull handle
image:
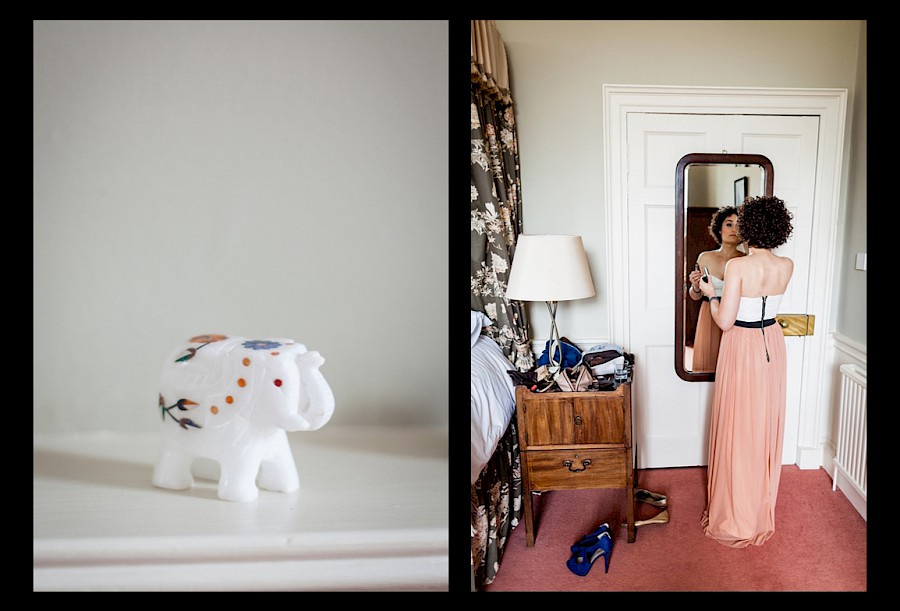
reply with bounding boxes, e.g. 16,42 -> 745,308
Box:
563,459 -> 592,472
574,415 -> 582,426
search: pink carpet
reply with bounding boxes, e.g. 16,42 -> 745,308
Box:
483,466 -> 866,591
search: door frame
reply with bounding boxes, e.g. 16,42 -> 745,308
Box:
603,85 -> 848,469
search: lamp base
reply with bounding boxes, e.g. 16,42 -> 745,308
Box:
546,301 -> 562,375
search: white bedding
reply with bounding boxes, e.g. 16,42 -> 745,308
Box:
471,333 -> 516,485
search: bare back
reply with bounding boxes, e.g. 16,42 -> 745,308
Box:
724,249 -> 793,297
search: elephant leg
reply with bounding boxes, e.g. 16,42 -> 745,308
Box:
217,457 -> 261,502
257,433 -> 300,493
153,448 -> 195,490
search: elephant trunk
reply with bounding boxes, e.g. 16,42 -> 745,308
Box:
278,351 -> 335,432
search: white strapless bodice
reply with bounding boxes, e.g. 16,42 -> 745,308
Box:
736,294 -> 783,322
709,274 -> 724,297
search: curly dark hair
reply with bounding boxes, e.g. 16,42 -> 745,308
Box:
736,196 -> 793,249
707,206 -> 740,245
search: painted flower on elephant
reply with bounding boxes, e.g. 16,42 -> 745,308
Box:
175,334 -> 229,362
189,334 -> 228,343
159,394 -> 202,429
242,340 -> 282,351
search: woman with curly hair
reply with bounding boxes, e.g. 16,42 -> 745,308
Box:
697,195 -> 794,548
687,206 -> 746,371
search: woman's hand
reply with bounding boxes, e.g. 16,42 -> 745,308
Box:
688,269 -> 702,294
698,275 -> 716,299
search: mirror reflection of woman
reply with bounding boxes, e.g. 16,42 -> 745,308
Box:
687,206 -> 746,371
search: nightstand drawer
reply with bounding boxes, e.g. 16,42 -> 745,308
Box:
527,449 -> 627,489
519,392 -> 627,447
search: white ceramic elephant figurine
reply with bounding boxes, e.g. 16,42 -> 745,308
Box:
152,334 -> 335,502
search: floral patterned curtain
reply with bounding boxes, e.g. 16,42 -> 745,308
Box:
470,20 -> 529,591
470,20 -> 534,372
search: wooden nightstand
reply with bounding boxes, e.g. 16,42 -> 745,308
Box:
515,383 -> 635,546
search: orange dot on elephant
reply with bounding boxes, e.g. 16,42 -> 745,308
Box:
237,378 -> 246,387
226,396 -> 234,404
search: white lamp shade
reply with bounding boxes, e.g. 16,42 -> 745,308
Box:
505,235 -> 596,302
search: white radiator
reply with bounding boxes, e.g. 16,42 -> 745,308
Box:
833,364 -> 866,521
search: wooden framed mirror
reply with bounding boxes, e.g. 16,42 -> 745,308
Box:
674,153 -> 774,382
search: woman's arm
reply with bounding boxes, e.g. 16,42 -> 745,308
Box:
704,258 -> 740,331
687,254 -> 705,301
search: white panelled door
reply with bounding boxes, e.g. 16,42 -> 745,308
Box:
626,112 -> 819,468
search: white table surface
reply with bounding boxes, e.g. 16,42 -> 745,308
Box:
34,425 -> 448,591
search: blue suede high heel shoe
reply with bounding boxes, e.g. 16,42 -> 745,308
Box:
566,530 -> 612,576
570,522 -> 610,553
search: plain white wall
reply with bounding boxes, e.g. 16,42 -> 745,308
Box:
836,21 -> 867,344
493,19 -> 866,350
33,20 -> 449,433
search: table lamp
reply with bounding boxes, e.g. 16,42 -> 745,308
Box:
505,235 -> 596,373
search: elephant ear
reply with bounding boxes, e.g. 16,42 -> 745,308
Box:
206,338 -> 283,422
212,338 -> 307,423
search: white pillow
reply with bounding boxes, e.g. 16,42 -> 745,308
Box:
471,310 -> 492,348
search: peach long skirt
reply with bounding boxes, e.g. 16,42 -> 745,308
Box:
691,300 -> 722,372
701,322 -> 787,548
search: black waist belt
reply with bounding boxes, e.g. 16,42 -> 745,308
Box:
734,318 -> 777,328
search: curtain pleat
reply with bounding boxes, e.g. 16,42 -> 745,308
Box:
471,20 -> 512,105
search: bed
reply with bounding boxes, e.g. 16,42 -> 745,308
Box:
470,310 -> 522,589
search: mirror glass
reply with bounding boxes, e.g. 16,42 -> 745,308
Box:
675,153 -> 774,382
